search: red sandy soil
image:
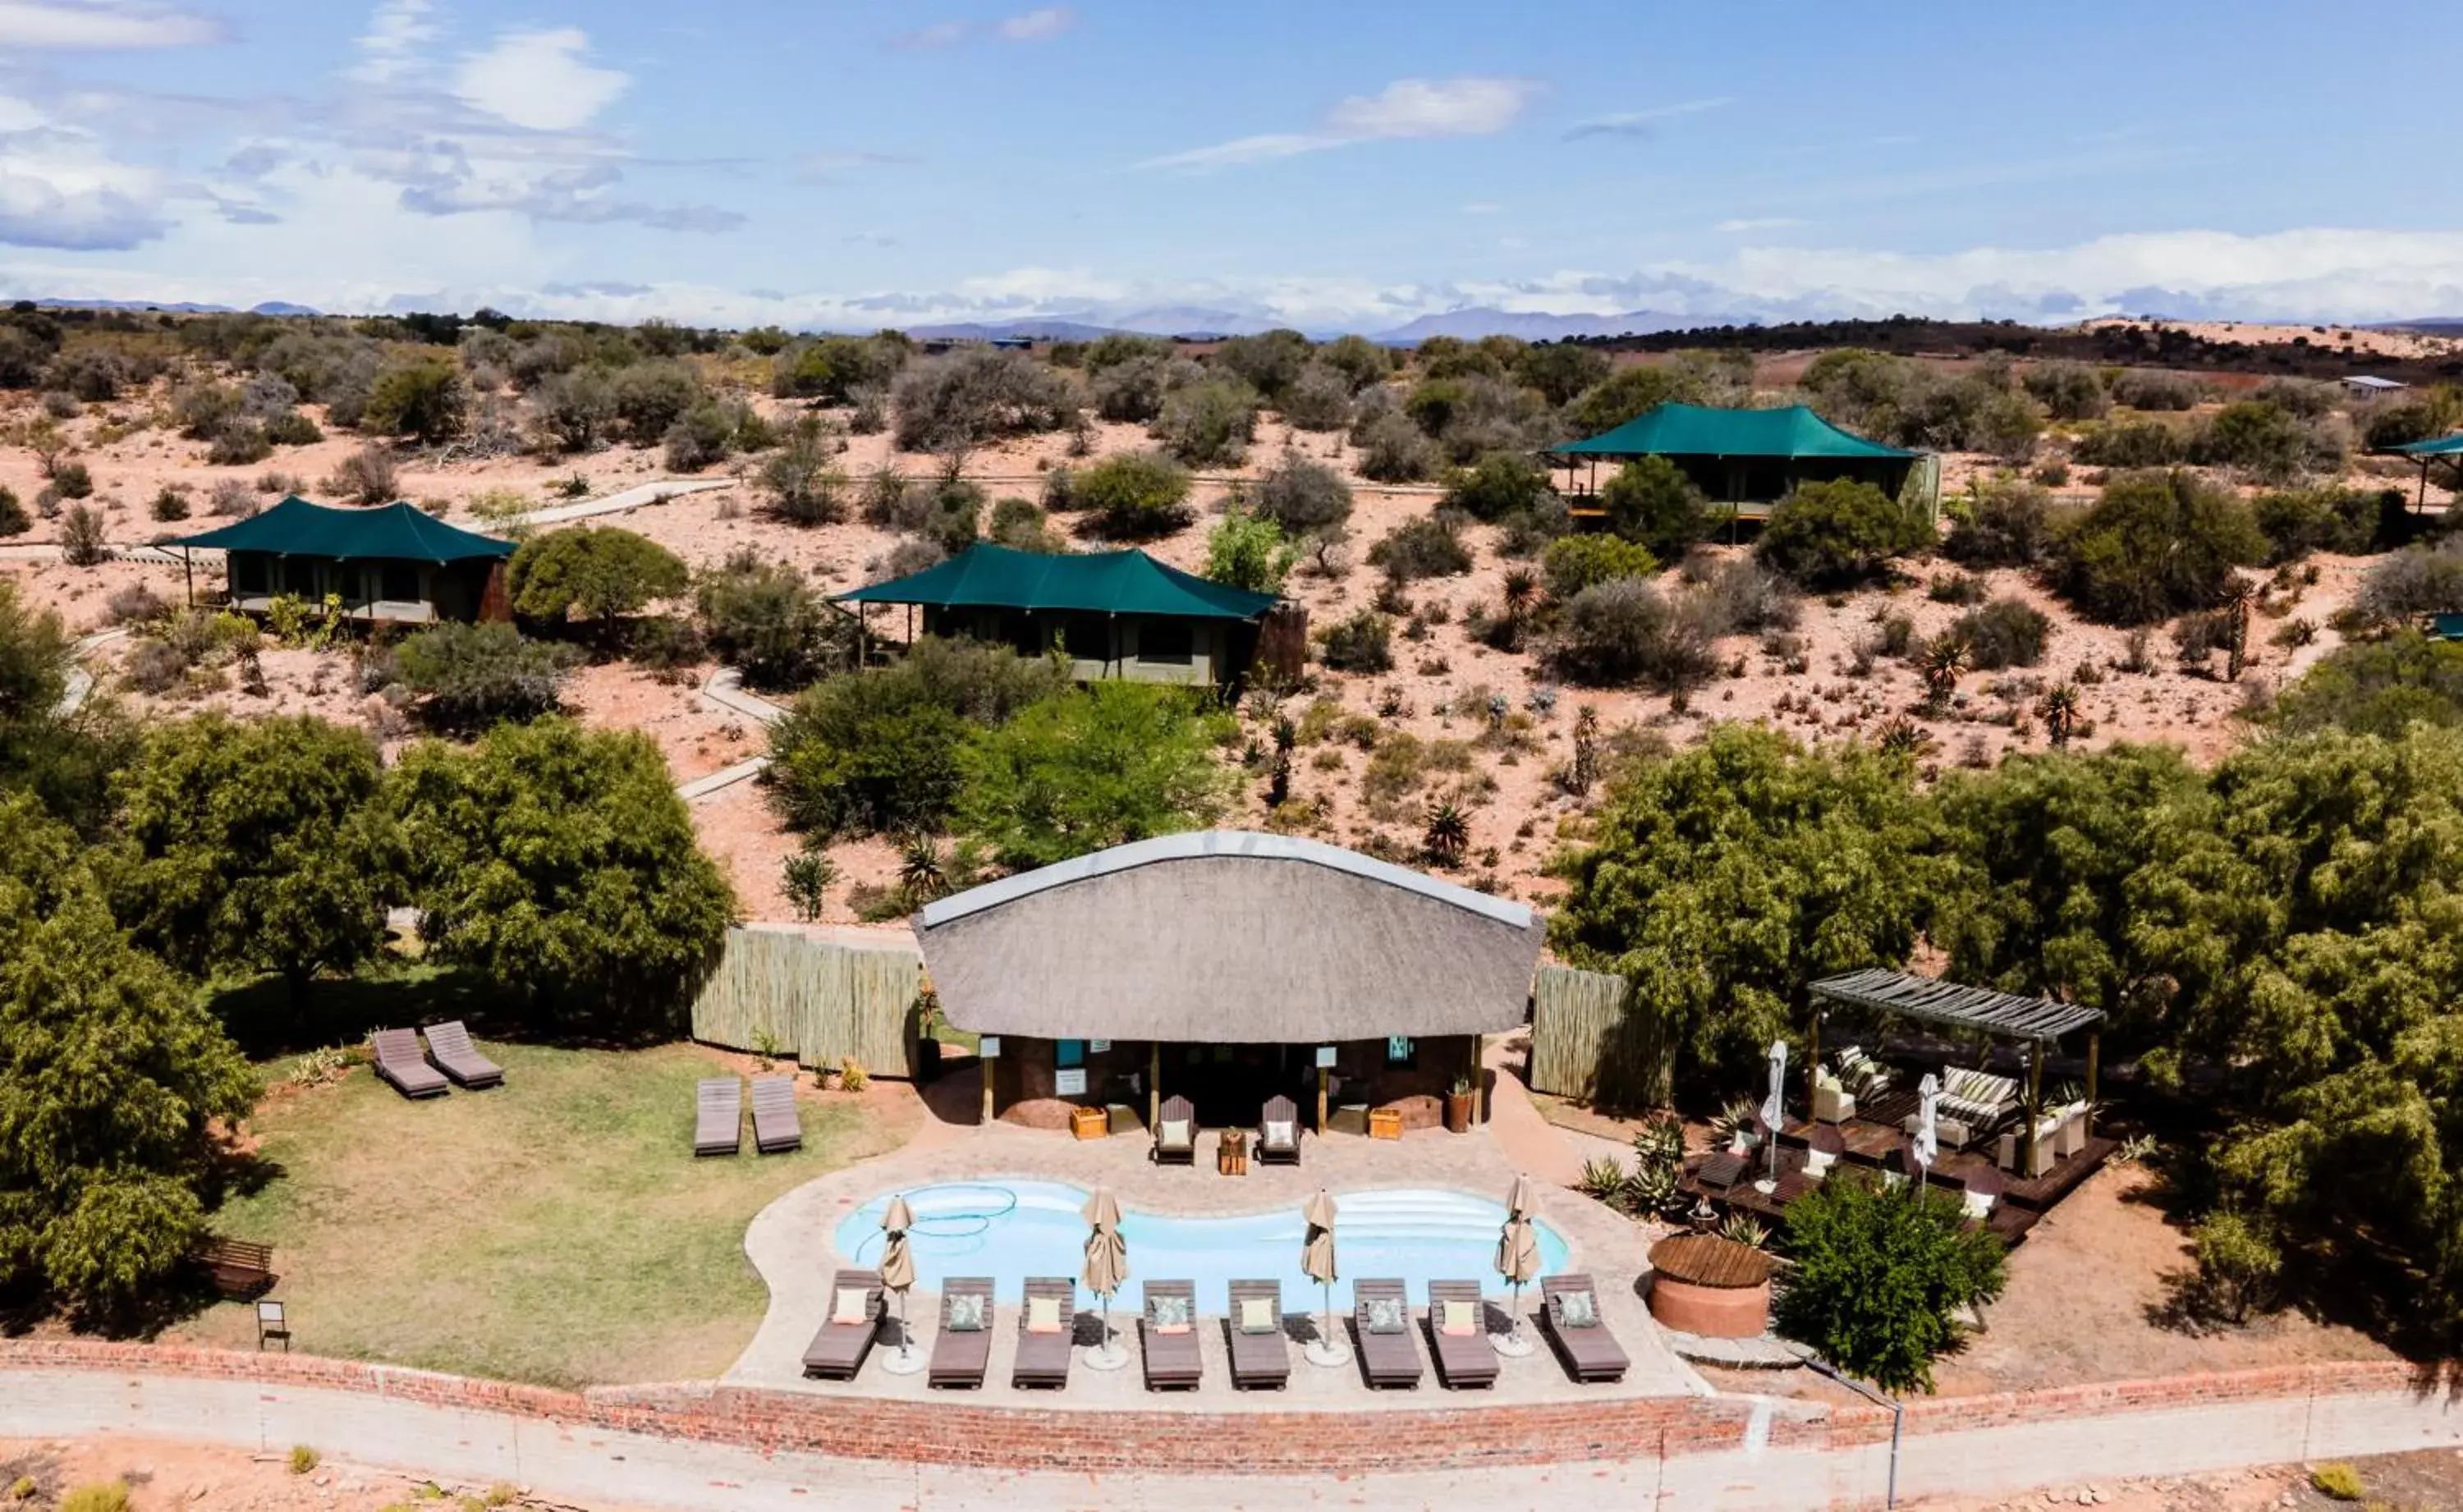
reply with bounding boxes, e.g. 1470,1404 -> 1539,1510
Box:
1917,1452 -> 2463,1511
0,1437 -> 652,1512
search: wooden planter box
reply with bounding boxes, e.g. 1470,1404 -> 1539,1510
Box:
1368,1108 -> 1404,1141
1070,1106 -> 1109,1140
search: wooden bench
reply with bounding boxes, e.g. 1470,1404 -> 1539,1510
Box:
191,1238 -> 276,1299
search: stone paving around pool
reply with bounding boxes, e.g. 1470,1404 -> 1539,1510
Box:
727,1114 -> 1705,1408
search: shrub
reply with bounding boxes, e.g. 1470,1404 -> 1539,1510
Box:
2192,1208 -> 2282,1324
2307,1464 -> 2363,1502
1369,513 -> 1472,582
48,460 -> 92,499
1550,576 -> 1717,690
1090,355 -> 1173,423
2055,469 -> 2265,624
892,346 -> 1078,456
954,680 -> 1234,866
287,1446 -> 319,1476
2020,360 -> 2108,421
507,527 -> 690,632
771,333 -> 904,404
204,422 -> 273,466
2253,486 -> 2395,563
1352,409 -> 1437,483
149,486 -> 190,523
1542,534 -> 1659,600
395,621 -> 580,729
1204,506 -> 1296,593
1076,451 -> 1192,537
2108,369 -> 2200,410
1598,455 -> 1709,559
262,410 -> 322,447
759,421 -> 848,526
1952,597 -> 2052,670
326,445 -> 400,505
2190,400 -> 2320,483
1566,363 -> 1700,434
58,503 -> 106,566
1277,361 -> 1356,431
172,380 -> 241,440
695,553 -> 847,690
1943,479 -> 2061,567
360,355 -> 466,444
0,486 -> 24,538
988,496 -> 1065,553
1251,449 -> 1353,536
59,1483 -> 130,1512
1695,556 -> 1801,635
1757,478 -> 1925,587
1152,378 -> 1259,466
1774,1175 -> 2007,1393
2072,418 -> 2183,468
2265,632 -> 2463,736
1315,609 -> 1393,672
2355,540 -> 2463,625
663,401 -> 737,471
533,369 -> 617,451
781,848 -> 835,922
46,348 -> 126,401
1443,451 -> 1554,522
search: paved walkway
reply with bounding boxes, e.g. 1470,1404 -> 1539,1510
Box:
511,477 -> 733,528
726,1114 -> 1704,1408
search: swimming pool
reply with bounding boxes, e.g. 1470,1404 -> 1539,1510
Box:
832,1180 -> 1574,1313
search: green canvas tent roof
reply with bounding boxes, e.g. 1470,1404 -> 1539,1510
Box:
1550,402 -> 1919,461
167,497 -> 516,563
836,543 -> 1278,619
2381,433 -> 2463,458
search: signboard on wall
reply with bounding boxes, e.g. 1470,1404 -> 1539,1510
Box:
1089,1040 -> 1112,1054
1055,1067 -> 1088,1097
1315,1045 -> 1338,1069
979,1036 -> 1002,1059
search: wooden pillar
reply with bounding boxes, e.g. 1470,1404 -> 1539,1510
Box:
1806,1008 -> 1823,1117
979,1053 -> 995,1126
2021,1038 -> 2044,1172
1148,1042 -> 1161,1131
1315,1063 -> 1328,1136
2084,1030 -> 2101,1140
1468,1036 -> 1485,1125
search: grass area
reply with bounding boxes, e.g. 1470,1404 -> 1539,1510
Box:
178,1038 -> 917,1388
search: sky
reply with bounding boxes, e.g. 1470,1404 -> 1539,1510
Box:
0,0 -> 2459,332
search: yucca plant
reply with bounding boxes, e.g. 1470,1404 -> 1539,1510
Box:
1919,633 -> 1970,708
897,834 -> 947,901
2036,681 -> 2081,748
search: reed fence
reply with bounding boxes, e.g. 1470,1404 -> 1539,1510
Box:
1527,963 -> 1670,1107
690,927 -> 924,1079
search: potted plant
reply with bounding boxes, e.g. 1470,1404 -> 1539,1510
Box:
1444,1074 -> 1478,1134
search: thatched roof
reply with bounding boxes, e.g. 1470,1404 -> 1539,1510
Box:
915,832 -> 1545,1043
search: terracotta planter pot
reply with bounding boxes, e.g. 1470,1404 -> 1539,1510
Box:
1444,1091 -> 1476,1134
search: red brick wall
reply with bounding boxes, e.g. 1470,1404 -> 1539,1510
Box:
0,1339 -> 2428,1478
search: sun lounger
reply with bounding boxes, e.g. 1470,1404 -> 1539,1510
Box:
800,1267 -> 883,1380
750,1074 -> 801,1153
1256,1093 -> 1301,1165
694,1077 -> 742,1157
1352,1277 -> 1423,1390
369,1028 -> 447,1099
1225,1279 -> 1291,1390
1011,1276 -> 1076,1390
1152,1094 -> 1196,1166
1139,1279 -> 1202,1391
927,1276 -> 995,1390
1424,1280 -> 1500,1389
1538,1272 -> 1631,1383
420,1020 -> 502,1089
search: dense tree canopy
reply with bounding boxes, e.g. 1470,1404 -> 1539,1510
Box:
2055,469 -> 2265,625
1775,1176 -> 2007,1394
955,681 -> 1233,868
1756,478 -> 1927,587
507,527 -> 690,632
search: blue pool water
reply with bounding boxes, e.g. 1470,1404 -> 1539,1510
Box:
832,1180 -> 1574,1313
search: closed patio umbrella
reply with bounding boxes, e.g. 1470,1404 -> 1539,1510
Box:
878,1195 -> 923,1375
1493,1174 -> 1541,1358
1081,1186 -> 1129,1370
1301,1187 -> 1348,1367
1753,1038 -> 1789,1194
1913,1072 -> 1941,1185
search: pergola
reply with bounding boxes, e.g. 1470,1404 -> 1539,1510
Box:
2374,433 -> 2463,513
1808,967 -> 2105,1172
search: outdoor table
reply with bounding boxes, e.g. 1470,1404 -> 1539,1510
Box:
1218,1128 -> 1248,1175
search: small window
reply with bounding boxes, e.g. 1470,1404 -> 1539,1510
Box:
379,562 -> 420,602
1139,620 -> 1193,666
232,555 -> 268,595
1056,1038 -> 1086,1070
282,557 -> 319,595
1385,1036 -> 1415,1068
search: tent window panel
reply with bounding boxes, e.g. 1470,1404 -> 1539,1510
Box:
379,563 -> 420,601
1139,620 -> 1193,665
282,558 -> 319,596
1056,613 -> 1109,662
232,555 -> 268,595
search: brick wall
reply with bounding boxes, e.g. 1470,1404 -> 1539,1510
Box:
0,1340 -> 2439,1481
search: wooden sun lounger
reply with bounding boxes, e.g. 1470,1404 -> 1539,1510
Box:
927,1276 -> 995,1390
1139,1279 -> 1202,1391
1225,1279 -> 1291,1390
800,1267 -> 883,1380
370,1028 -> 447,1099
1256,1093 -> 1301,1165
1539,1272 -> 1631,1383
421,1020 -> 502,1089
750,1074 -> 801,1153
1352,1278 -> 1423,1390
1152,1094 -> 1196,1166
1011,1276 -> 1076,1390
1424,1280 -> 1500,1389
694,1078 -> 742,1157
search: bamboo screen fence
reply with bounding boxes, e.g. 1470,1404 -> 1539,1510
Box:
690,927 -> 924,1079
1526,963 -> 1669,1107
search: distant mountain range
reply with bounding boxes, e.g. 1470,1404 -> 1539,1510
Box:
16,297 -> 320,317
1366,308 -> 1742,344
902,305 -> 1745,346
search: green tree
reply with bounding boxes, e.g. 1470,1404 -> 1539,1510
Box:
396,621 -> 581,731
1076,451 -> 1192,538
694,553 -> 848,691
1516,342 -> 1612,407
390,718 -> 736,1033
1204,505 -> 1296,594
2055,469 -> 2266,625
1598,455 -> 1710,560
2266,632 -> 2463,738
1565,364 -> 1700,435
1541,534 -> 1659,601
0,579 -> 130,834
1549,726 -> 1933,1088
506,527 -> 690,638
115,714 -> 398,1009
955,681 -> 1233,868
0,794 -> 258,1319
1757,478 -> 1928,587
360,356 -> 466,445
1774,1176 -> 2007,1394
1443,451 -> 1555,523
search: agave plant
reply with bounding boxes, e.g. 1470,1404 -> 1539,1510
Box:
1577,1156 -> 1630,1203
1711,1095 -> 1763,1149
1631,1111 -> 1686,1171
1716,1211 -> 1771,1251
1423,800 -> 1471,865
1624,1155 -> 1681,1216
897,834 -> 947,901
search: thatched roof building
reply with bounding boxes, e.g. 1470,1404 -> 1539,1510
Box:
915,831 -> 1543,1046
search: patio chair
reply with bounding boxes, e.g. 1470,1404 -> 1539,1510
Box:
1152,1094 -> 1196,1166
1959,1165 -> 2007,1225
1011,1276 -> 1076,1390
1256,1093 -> 1301,1165
927,1276 -> 995,1390
1423,1280 -> 1500,1390
1834,1044 -> 1893,1100
750,1074 -> 802,1154
1538,1272 -> 1630,1384
1801,1124 -> 1847,1183
1939,1066 -> 2021,1129
420,1020 -> 502,1090
800,1267 -> 883,1380
1139,1279 -> 1203,1391
369,1029 -> 447,1099
1351,1278 -> 1423,1390
1225,1280 -> 1291,1390
1811,1066 -> 1855,1124
694,1077 -> 742,1157
1996,1109 -> 2062,1178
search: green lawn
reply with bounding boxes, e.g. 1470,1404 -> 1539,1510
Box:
178,1039 -> 914,1388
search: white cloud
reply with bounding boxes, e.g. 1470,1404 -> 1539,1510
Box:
1714,217 -> 1806,233
349,0 -> 433,84
997,7 -> 1075,41
1140,75 -> 1539,173
454,29 -> 629,132
0,0 -> 222,49
889,20 -> 968,49
1563,97 -> 1733,142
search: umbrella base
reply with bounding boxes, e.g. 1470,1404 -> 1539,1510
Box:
880,1345 -> 926,1376
1083,1341 -> 1130,1371
1493,1331 -> 1536,1358
1304,1337 -> 1352,1368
